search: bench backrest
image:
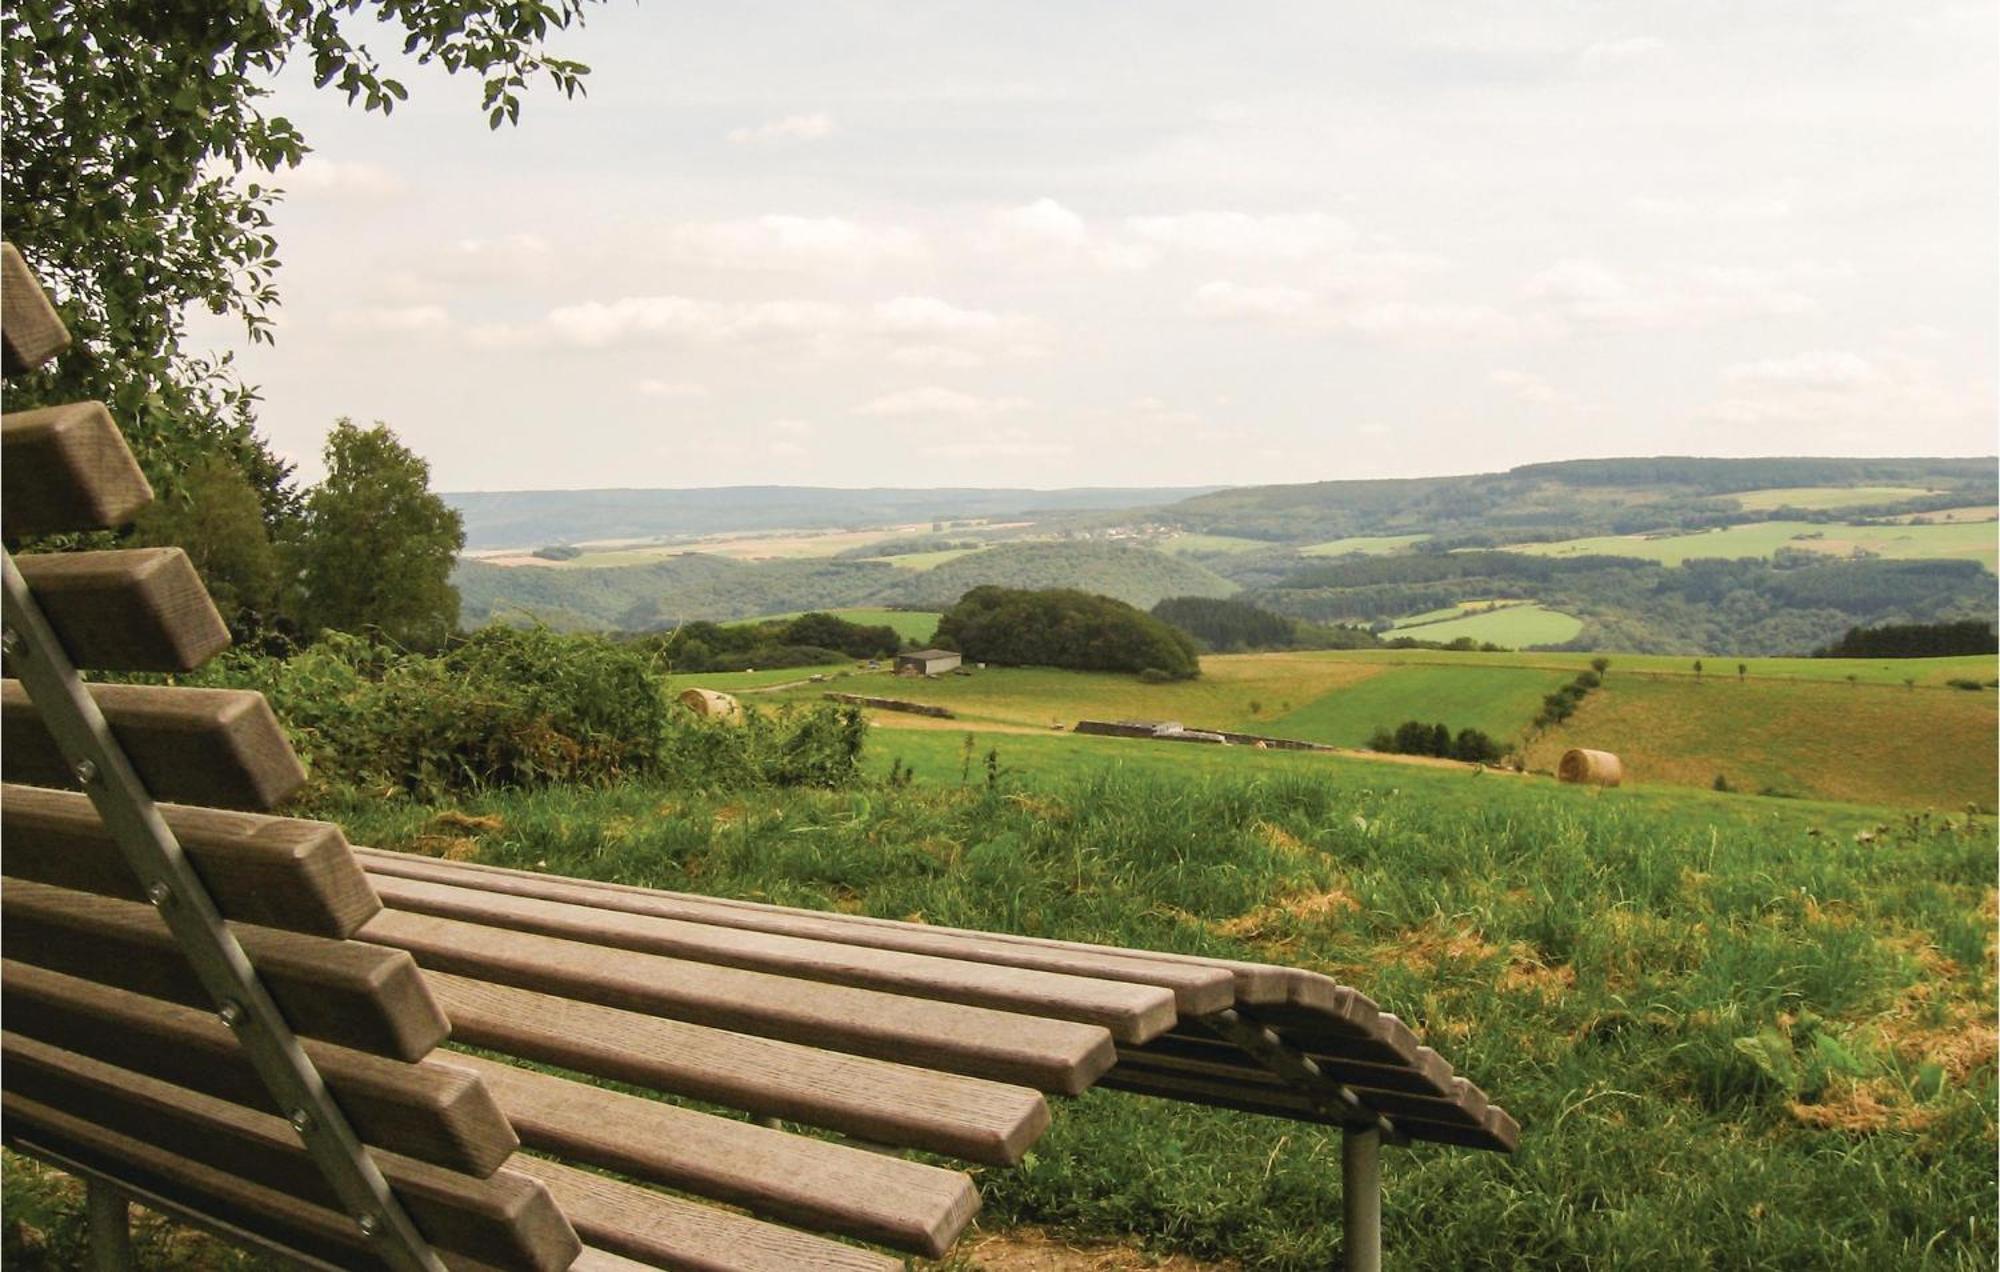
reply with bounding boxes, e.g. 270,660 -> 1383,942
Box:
1,242 -> 580,1272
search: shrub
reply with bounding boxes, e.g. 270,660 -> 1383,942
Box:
1946,678 -> 1986,691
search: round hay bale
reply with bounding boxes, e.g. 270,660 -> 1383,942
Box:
677,688 -> 742,722
1558,748 -> 1623,787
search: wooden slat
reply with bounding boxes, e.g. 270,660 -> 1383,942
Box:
454,1053 -> 979,1257
15,548 -> 231,671
6,1097 -> 385,1270
1,243 -> 71,375
2,880 -> 449,1061
358,850 -> 1239,1014
1142,1028 -> 1461,1099
2,678 -> 305,810
428,973 -> 1049,1166
371,873 -> 1179,1044
509,1154 -> 900,1272
2,1036 -> 581,1271
364,908 -> 1114,1094
1113,1045 -> 1493,1129
3,961 -> 515,1176
1,402 -> 152,536
2,783 -> 380,937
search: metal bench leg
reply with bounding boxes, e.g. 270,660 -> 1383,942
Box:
1343,1126 -> 1381,1272
87,1180 -> 133,1272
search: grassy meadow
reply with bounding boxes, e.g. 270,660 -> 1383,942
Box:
1390,602 -> 1585,647
301,741 -> 1996,1270
1730,485 -> 1942,511
1300,533 -> 1432,556
1515,519 -> 1999,570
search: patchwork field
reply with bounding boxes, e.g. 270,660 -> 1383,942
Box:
700,647 -> 2000,806
1730,485 -> 1941,511
1391,602 -> 1585,648
1514,519 -> 1999,569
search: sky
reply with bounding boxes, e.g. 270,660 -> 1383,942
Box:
187,1 -> 1999,492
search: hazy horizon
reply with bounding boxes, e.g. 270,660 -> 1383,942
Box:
186,3 -> 1996,492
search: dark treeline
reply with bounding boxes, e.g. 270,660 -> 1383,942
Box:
1151,595 -> 1379,652
1815,620 -> 1998,659
938,586 -> 1201,680
1367,721 -> 1505,763
640,612 -> 904,673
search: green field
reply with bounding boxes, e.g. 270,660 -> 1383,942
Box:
1514,519 -> 1999,569
867,546 -> 988,570
285,737 -> 1995,1271
1731,485 -> 1940,511
1158,532 -> 1274,554
724,607 -> 943,643
1263,663 -> 1573,746
1392,602 -> 1584,648
1299,532 -> 1431,556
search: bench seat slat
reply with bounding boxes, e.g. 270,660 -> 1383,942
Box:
2,679 -> 305,811
371,872 -> 1178,1044
3,881 -> 449,1061
14,548 -> 231,671
358,850 -> 1239,1013
1146,1027 -> 1461,1098
363,907 -> 1114,1094
1112,1044 -> 1492,1128
2,1034 -> 582,1271
0,402 -> 151,536
3,961 -> 516,1176
1,243 -> 72,375
455,1053 -> 979,1257
2,783 -> 380,937
509,1154 -> 901,1272
428,972 -> 1049,1166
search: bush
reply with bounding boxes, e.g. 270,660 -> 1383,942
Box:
1946,678 -> 1986,691
183,628 -> 866,800
939,586 -> 1200,679
1369,720 -> 1504,762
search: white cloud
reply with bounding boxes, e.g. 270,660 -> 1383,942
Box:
659,216 -> 926,270
1724,350 -> 1880,389
726,112 -> 836,145
1189,285 -> 1525,344
991,198 -> 1089,250
1490,369 -> 1579,408
1523,258 -> 1817,328
1187,280 -> 1321,323
1125,211 -> 1357,260
1629,194 -> 1793,223
286,159 -> 406,199
1701,348 -> 1985,440
1344,301 -> 1522,342
852,386 -> 1029,417
1576,36 -> 1665,73
636,379 -> 709,398
918,427 -> 1073,461
328,304 -> 451,337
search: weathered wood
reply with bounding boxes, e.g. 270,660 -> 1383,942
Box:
1,403 -> 152,537
358,851 -> 1239,1014
2,679 -> 305,811
508,1154 -> 901,1272
3,1036 -> 582,1271
3,881 -> 448,1061
15,549 -> 231,671
2,243 -> 71,375
1113,1044 -> 1492,1128
364,907 -> 1115,1094
427,972 -> 1049,1166
1141,1028 -> 1460,1099
4,961 -> 515,1176
370,873 -> 1178,1043
2,784 -> 380,938
453,1052 -> 979,1256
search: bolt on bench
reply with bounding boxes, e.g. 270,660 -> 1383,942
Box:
0,242 -> 1516,1270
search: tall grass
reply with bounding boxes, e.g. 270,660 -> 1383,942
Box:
312,756 -> 1997,1269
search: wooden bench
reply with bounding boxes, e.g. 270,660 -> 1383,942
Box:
0,242 -> 1515,1270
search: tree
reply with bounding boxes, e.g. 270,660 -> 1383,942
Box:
1693,659 -> 1704,679
293,420 -> 464,648
1737,662 -> 1747,681
1589,656 -> 1610,676
2,1 -> 597,529
133,454 -> 281,642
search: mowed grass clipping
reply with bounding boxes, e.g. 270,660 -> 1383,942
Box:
1514,519 -> 1999,569
1392,603 -> 1584,648
1524,673 -> 2000,808
309,750 -> 1997,1271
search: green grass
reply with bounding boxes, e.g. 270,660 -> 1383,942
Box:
1513,519 -> 1999,569
868,546 -> 987,570
1731,485 -> 1940,511
1265,663 -> 1573,746
1392,603 -> 1584,648
1299,533 -> 1431,557
725,607 -> 943,643
1159,532 -> 1275,554
285,746 -> 1996,1271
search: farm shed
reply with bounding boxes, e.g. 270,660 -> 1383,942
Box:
895,648 -> 962,676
